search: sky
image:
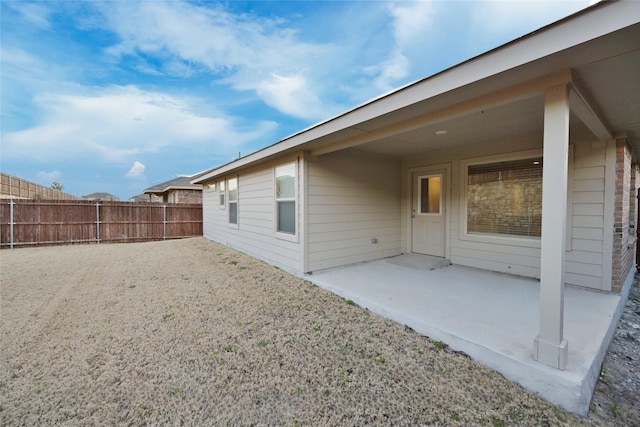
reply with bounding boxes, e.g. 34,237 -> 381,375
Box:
1,0 -> 596,200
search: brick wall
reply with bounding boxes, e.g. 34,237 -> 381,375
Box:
611,138 -> 636,292
174,189 -> 202,204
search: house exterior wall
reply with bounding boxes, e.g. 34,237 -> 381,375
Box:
306,150 -> 402,272
634,162 -> 640,267
402,135 -> 616,291
566,140 -> 609,290
168,189 -> 202,204
611,138 -> 637,292
199,134 -> 631,292
201,155 -> 305,274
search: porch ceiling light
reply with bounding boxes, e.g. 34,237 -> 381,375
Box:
435,130 -> 448,135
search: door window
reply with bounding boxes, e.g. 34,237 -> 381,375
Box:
419,176 -> 441,214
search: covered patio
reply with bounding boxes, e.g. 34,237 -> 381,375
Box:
306,254 -> 627,415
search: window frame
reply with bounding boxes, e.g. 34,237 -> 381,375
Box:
274,161 -> 298,242
219,180 -> 226,209
460,150 -> 543,249
227,176 -> 238,228
417,174 -> 443,216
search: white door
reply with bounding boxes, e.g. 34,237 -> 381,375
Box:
412,172 -> 446,256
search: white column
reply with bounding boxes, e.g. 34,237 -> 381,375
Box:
533,84 -> 570,370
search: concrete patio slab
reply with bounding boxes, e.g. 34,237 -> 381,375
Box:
306,254 -> 628,415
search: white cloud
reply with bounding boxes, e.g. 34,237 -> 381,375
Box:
369,52 -> 411,93
251,74 -> 328,122
368,1 -> 435,92
1,85 -> 278,163
469,0 -> 593,44
125,161 -> 145,178
0,46 -> 61,88
95,1 -> 336,121
389,1 -> 435,48
36,170 -> 61,182
4,2 -> 53,30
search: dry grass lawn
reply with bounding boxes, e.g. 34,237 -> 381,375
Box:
1,238 -> 603,425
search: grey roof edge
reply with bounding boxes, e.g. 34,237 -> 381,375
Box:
144,176 -> 203,194
144,184 -> 202,195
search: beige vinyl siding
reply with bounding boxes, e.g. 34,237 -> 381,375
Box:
307,150 -> 402,272
201,160 -> 304,274
202,185 -> 218,239
564,141 -> 607,290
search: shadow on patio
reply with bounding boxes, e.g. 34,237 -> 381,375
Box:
306,254 -> 624,415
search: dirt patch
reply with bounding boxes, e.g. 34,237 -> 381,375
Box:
0,238 -> 632,425
588,274 -> 640,426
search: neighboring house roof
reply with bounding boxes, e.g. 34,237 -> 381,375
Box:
144,176 -> 202,195
193,1 -> 640,184
82,192 -> 119,201
129,193 -> 161,202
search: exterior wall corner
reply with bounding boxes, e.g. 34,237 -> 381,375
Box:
611,137 -> 636,293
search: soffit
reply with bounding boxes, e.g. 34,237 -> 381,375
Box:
352,97 -> 595,157
576,48 -> 640,145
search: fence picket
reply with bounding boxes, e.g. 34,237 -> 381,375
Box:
9,200 -> 14,249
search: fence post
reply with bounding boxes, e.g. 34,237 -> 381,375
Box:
9,199 -> 14,249
163,205 -> 167,240
96,202 -> 100,244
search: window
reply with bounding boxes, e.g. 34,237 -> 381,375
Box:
275,162 -> 296,235
419,175 -> 441,214
219,180 -> 225,208
466,157 -> 542,238
228,177 -> 238,225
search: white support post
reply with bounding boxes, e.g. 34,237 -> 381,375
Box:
9,199 -> 14,249
534,84 -> 570,370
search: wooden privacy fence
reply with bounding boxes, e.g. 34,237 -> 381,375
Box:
0,200 -> 202,248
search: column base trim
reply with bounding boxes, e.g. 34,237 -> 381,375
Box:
533,335 -> 569,370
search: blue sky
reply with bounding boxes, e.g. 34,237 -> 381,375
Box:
1,0 -> 595,200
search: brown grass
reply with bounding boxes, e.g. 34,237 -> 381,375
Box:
0,238 -> 601,426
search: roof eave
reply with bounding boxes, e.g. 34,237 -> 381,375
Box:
144,185 -> 202,195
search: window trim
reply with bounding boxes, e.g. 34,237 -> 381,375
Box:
460,150 -> 543,249
219,180 -> 226,209
227,176 -> 238,228
274,161 -> 298,242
